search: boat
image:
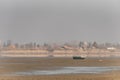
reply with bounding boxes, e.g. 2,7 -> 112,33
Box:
73,56 -> 85,60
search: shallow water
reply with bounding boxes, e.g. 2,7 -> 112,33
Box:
3,66 -> 120,76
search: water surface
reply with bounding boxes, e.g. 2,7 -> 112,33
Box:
4,66 -> 120,76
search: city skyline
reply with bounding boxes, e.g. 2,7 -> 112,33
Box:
0,0 -> 120,43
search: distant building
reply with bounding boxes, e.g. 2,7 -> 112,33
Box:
79,41 -> 88,50
6,40 -> 12,47
107,47 -> 116,50
8,44 -> 16,49
92,41 -> 98,48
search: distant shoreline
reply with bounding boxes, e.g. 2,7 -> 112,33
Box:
0,49 -> 120,58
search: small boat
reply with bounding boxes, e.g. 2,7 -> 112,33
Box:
73,56 -> 85,60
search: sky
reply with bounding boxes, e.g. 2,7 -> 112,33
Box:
0,0 -> 120,44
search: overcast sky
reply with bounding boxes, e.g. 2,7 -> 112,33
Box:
0,0 -> 120,43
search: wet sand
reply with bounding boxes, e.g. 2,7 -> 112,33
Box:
0,57 -> 120,80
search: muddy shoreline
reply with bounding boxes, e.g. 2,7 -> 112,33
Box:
0,57 -> 120,80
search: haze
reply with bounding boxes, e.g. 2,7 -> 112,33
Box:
0,0 -> 120,43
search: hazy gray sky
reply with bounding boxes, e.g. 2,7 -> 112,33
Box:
0,0 -> 120,43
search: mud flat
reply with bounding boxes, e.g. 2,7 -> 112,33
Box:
0,73 -> 120,80
0,57 -> 120,80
